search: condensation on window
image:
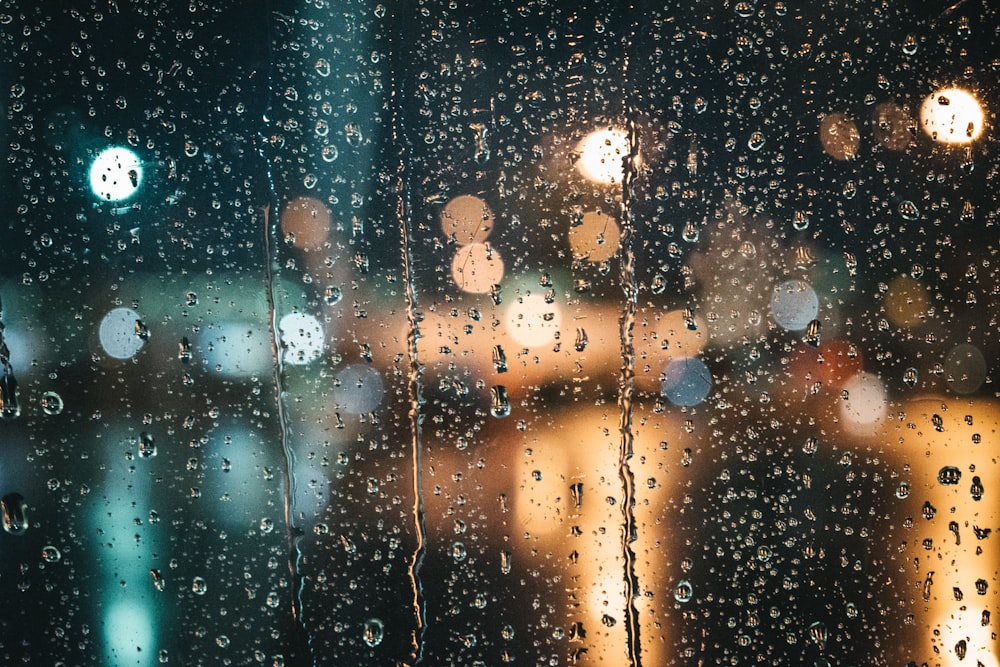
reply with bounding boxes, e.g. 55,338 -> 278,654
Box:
1,2 -> 997,667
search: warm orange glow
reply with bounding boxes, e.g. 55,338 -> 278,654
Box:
568,211 -> 621,262
820,112 -> 860,160
885,275 -> 929,328
441,194 -> 494,245
450,243 -> 505,293
281,196 -> 331,250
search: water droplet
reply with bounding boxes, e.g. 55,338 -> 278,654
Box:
362,618 -> 384,647
922,571 -> 934,601
191,576 -> 208,595
650,274 -> 666,294
490,385 -> 511,418
937,466 -> 961,485
902,34 -> 918,55
40,391 -> 64,416
803,319 -> 821,347
802,437 -> 818,455
150,569 -> 166,591
898,200 -> 920,220
954,639 -> 967,661
895,481 -> 910,499
807,621 -> 828,647
792,211 -> 810,231
674,580 -> 693,603
139,432 -> 157,458
574,328 -> 588,352
1,493 -> 28,535
570,482 -> 584,508
970,475 -> 984,501
500,550 -> 512,575
902,367 -> 918,387
975,578 -> 988,595
492,345 -> 507,373
747,131 -> 765,151
921,501 -> 936,520
177,337 -> 192,364
41,545 -> 61,563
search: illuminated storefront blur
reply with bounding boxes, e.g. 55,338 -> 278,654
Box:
0,2 -> 996,666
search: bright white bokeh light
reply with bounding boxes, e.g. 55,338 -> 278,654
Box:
920,88 -> 985,144
89,147 -> 143,202
576,127 -> 632,185
99,307 -> 146,359
103,601 -> 154,665
334,365 -> 385,414
840,372 -> 887,426
770,279 -> 819,331
278,312 -> 325,365
506,294 -> 562,348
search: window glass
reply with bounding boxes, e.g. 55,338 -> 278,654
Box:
2,2 -> 997,666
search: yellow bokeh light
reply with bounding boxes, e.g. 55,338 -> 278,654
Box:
441,194 -> 494,245
920,87 -> 986,144
568,211 -> 621,262
819,112 -> 860,160
450,243 -> 505,293
575,127 -> 634,185
884,275 -> 929,328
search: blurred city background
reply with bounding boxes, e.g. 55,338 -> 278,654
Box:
0,1 -> 997,666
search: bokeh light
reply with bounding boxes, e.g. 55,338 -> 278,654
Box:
920,88 -> 985,144
819,112 -> 860,160
568,211 -> 620,262
884,275 -> 929,328
89,146 -> 143,202
661,357 -> 712,407
451,243 -> 505,293
99,307 -> 146,359
839,372 -> 887,429
769,279 -> 819,331
441,194 -> 494,245
278,312 -> 325,365
943,343 -> 987,394
506,293 -> 562,347
334,364 -> 385,414
575,127 -> 631,185
281,196 -> 331,250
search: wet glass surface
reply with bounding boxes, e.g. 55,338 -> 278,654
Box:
1,2 -> 998,666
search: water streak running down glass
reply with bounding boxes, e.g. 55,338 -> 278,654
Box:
1,2 -> 998,666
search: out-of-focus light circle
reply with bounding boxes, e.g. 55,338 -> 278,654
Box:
506,294 -> 562,348
920,88 -> 985,144
99,307 -> 146,359
334,364 -> 384,414
884,275 -> 929,328
89,147 -> 142,202
944,343 -> 987,394
441,195 -> 494,245
199,323 -> 272,377
278,312 -> 324,365
103,601 -> 154,663
770,280 -> 819,331
281,197 -> 331,250
451,243 -> 505,293
568,211 -> 620,262
661,357 -> 712,407
819,113 -> 860,160
840,372 -> 887,426
873,102 -> 912,151
576,127 -> 632,185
